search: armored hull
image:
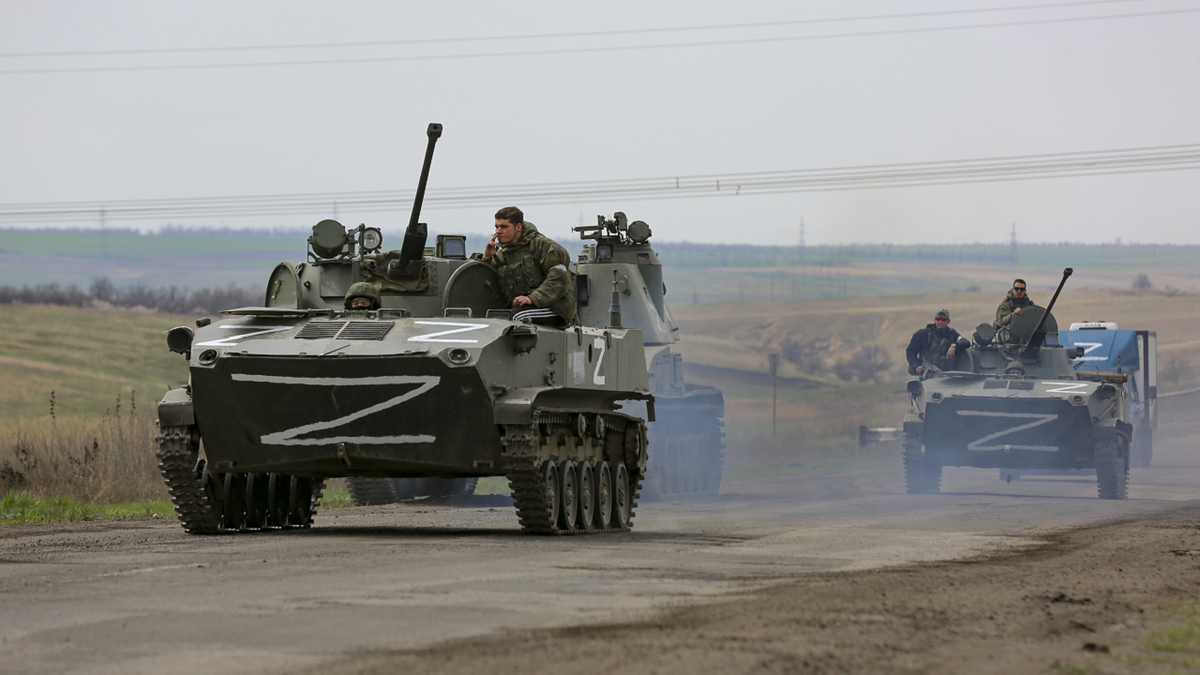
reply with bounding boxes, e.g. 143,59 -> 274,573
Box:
155,125 -> 652,535
900,271 -> 1132,499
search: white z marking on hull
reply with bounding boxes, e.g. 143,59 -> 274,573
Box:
196,324 -> 292,347
955,410 -> 1060,451
408,321 -> 487,343
1043,382 -> 1089,394
230,374 -> 439,446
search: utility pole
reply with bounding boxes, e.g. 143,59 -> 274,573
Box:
1010,223 -> 1018,267
768,354 -> 778,438
798,217 -> 806,264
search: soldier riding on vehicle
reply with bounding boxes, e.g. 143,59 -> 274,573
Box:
482,206 -> 576,326
906,308 -> 970,375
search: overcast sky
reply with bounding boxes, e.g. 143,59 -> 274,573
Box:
1,0 -> 1197,246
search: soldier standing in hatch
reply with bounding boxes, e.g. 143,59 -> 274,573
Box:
482,206 -> 576,326
993,278 -> 1033,344
906,309 -> 970,375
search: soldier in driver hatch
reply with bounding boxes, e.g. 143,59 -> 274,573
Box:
482,206 -> 576,326
993,278 -> 1033,343
343,282 -> 381,311
906,309 -> 970,375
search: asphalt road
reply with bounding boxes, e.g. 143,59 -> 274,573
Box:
2,398 -> 1197,675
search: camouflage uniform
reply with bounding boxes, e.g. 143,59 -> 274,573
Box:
906,323 -> 969,375
487,222 -> 576,322
993,289 -> 1034,343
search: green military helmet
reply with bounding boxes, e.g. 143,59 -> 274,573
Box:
344,282 -> 382,310
1004,360 -> 1026,376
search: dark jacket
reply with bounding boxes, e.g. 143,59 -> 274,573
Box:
487,222 -> 577,322
906,324 -> 970,373
993,289 -> 1034,329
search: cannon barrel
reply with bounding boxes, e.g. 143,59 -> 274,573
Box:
1021,267 -> 1072,357
396,123 -> 442,276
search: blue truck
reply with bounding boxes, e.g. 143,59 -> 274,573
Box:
1059,323 -> 1158,467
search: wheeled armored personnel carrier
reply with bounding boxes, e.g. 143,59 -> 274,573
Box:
155,124 -> 652,534
901,269 -> 1133,499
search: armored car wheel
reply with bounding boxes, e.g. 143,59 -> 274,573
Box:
1096,437 -> 1129,500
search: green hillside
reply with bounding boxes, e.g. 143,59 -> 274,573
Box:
0,304 -> 192,418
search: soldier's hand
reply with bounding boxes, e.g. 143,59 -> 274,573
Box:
483,236 -> 498,260
512,295 -> 533,307
1014,307 -> 1023,315
915,365 -> 925,374
947,345 -> 956,357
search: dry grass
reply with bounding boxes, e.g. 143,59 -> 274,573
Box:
0,406 -> 166,504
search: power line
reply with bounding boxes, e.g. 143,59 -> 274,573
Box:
0,0 -> 1157,59
3,5 -> 1197,75
2,144 -> 1196,225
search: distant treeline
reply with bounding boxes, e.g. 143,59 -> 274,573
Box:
653,242 -> 1197,270
0,277 -> 258,315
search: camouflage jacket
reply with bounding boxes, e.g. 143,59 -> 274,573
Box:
487,223 -> 577,321
993,290 -> 1034,329
906,324 -> 969,374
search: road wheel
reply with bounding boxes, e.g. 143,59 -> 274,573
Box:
612,462 -> 631,529
558,461 -> 578,532
245,473 -> 270,529
578,462 -> 596,531
595,462 -> 613,529
541,461 -> 560,530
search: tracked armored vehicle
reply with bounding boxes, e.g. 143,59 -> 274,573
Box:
155,124 -> 652,534
572,213 -> 725,500
901,268 -> 1133,499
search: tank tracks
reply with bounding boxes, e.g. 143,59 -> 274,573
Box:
345,476 -> 479,507
156,424 -> 324,534
902,434 -> 942,494
1095,436 -> 1130,500
503,409 -> 646,535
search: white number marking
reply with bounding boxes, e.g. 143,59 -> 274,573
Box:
408,321 -> 488,343
195,324 -> 292,347
955,410 -> 1060,451
229,374 -> 440,446
593,336 -> 607,385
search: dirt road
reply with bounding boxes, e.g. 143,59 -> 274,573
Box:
2,397 -> 1197,675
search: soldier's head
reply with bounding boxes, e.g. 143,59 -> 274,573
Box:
494,206 -> 524,245
934,309 -> 951,327
344,282 -> 381,311
1012,279 -> 1027,297
1005,361 -> 1026,376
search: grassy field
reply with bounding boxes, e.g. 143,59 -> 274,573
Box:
0,304 -> 193,418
